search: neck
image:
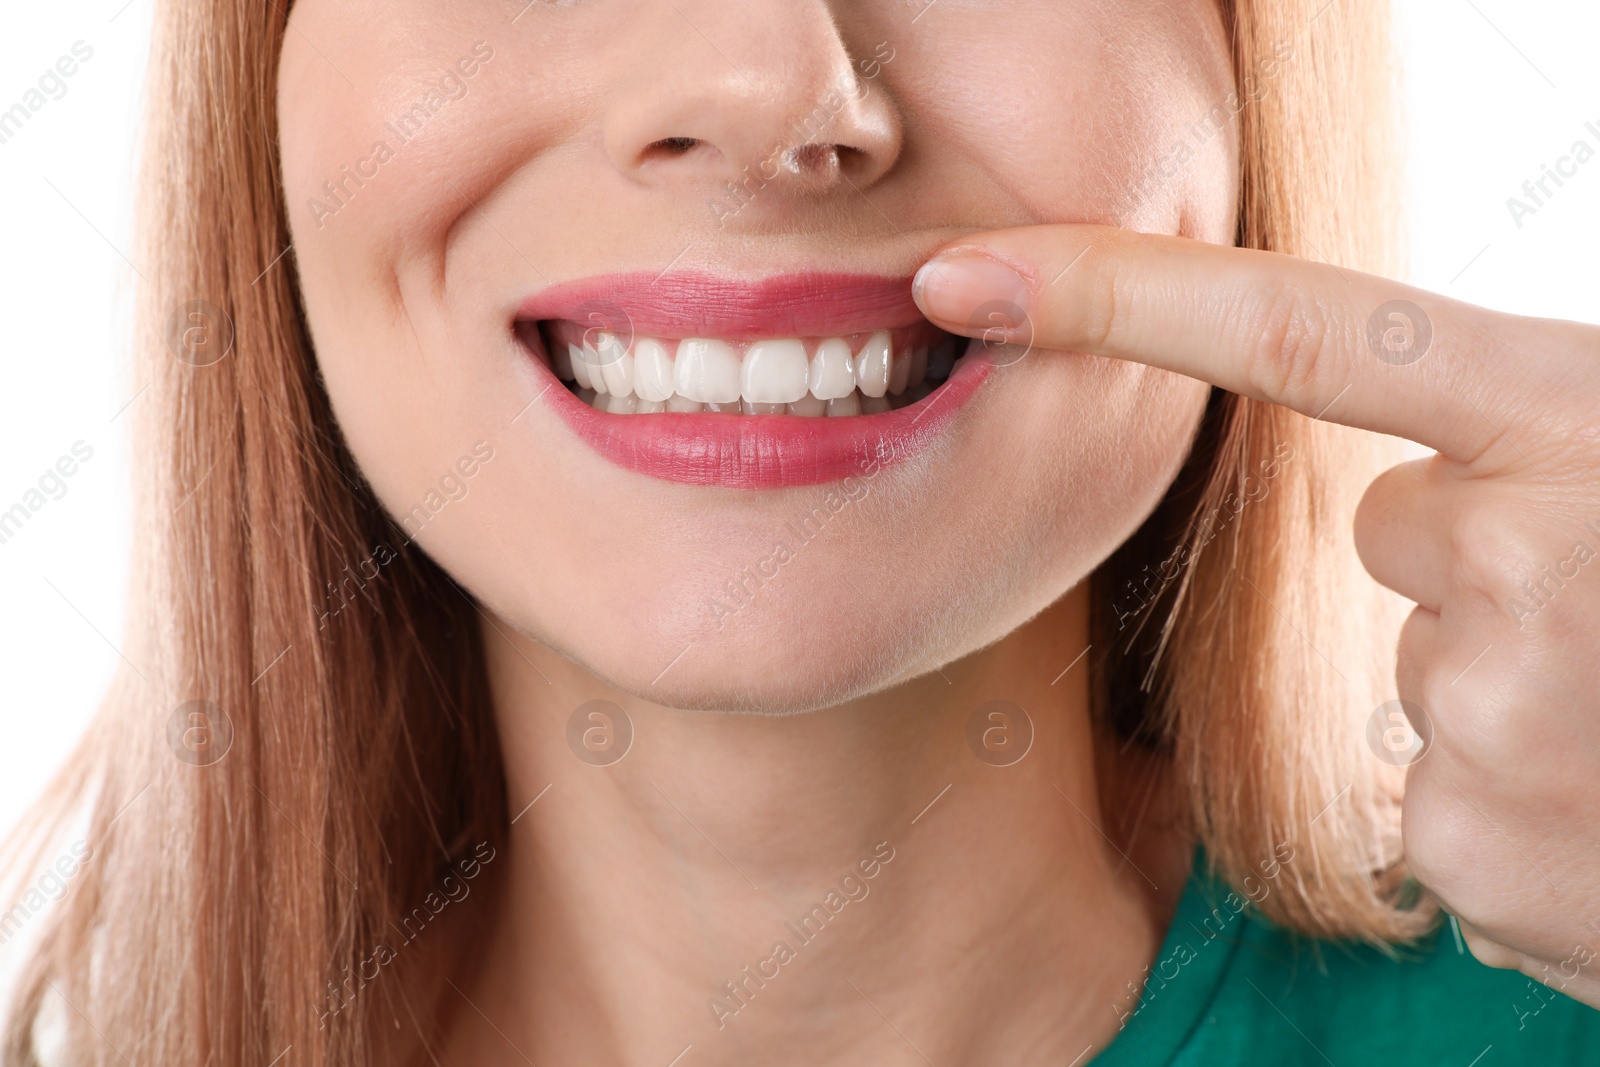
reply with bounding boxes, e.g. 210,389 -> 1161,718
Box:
442,583 -> 1192,1066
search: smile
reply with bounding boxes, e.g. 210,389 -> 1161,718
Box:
513,271 -> 994,489
537,321 -> 963,417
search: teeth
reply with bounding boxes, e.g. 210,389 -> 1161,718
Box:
543,324 -> 963,417
808,338 -> 856,400
741,339 -> 810,404
568,343 -> 592,389
855,330 -> 890,398
595,332 -> 633,397
583,341 -> 608,395
674,338 -> 742,404
633,338 -> 675,402
888,345 -> 911,396
826,393 -> 861,417
907,346 -> 927,391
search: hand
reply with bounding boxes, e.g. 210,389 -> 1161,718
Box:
911,224 -> 1600,1008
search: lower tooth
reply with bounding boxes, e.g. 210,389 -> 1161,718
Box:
635,398 -> 666,414
788,395 -> 826,417
826,394 -> 861,417
605,393 -> 637,414
742,400 -> 787,415
666,395 -> 704,413
861,395 -> 891,414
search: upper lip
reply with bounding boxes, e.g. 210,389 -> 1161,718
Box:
513,271 -> 926,339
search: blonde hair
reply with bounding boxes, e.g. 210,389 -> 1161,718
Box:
2,0 -> 1428,1062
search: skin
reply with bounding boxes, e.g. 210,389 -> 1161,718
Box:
912,227 -> 1600,1008
277,0 -> 1247,1062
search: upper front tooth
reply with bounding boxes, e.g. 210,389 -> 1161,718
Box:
674,338 -> 742,403
633,337 -> 675,402
582,341 -> 609,395
568,343 -> 593,389
594,332 -> 633,397
741,339 -> 809,404
808,338 -> 856,399
855,330 -> 891,398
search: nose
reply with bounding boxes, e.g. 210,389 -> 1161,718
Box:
602,2 -> 902,215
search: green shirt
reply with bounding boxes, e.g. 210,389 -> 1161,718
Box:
1093,852 -> 1600,1065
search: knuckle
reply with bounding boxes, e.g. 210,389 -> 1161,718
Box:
1080,236 -> 1131,352
1449,507 -> 1540,606
1239,284 -> 1339,408
1424,663 -> 1540,774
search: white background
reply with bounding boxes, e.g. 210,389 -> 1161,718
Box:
0,0 -> 1596,842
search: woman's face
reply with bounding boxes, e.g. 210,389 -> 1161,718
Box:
278,0 -> 1234,712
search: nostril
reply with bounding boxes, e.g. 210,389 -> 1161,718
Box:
786,142 -> 839,173
646,136 -> 700,157
779,142 -> 853,191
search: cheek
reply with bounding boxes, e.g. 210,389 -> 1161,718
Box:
902,0 -> 1237,240
278,4 -> 571,532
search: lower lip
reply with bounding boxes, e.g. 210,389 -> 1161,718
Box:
526,343 -> 993,490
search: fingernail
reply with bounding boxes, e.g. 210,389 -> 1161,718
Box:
912,252 -> 1031,331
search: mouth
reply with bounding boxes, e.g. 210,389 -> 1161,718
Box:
534,319 -> 963,417
512,271 -> 993,489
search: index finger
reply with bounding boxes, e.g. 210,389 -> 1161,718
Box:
911,224 -> 1538,461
